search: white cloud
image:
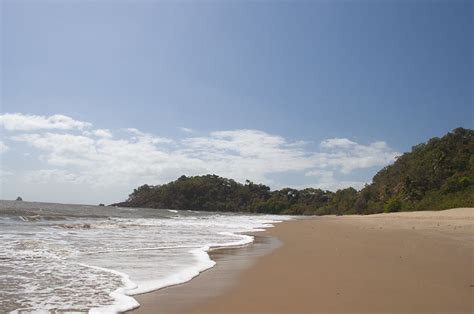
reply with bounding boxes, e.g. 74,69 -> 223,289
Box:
185,129 -> 292,158
0,141 -> 8,154
314,139 -> 398,174
320,137 -> 357,149
12,131 -> 196,187
180,127 -> 196,133
0,113 -> 91,131
304,169 -> 365,191
25,169 -> 87,185
180,130 -> 317,182
12,133 -> 96,164
125,128 -> 174,144
305,169 -> 335,181
3,113 -> 400,201
86,129 -> 113,138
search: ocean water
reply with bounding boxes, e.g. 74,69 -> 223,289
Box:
0,200 -> 289,313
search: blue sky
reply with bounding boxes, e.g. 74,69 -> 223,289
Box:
1,0 -> 472,204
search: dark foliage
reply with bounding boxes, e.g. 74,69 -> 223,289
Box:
115,128 -> 474,215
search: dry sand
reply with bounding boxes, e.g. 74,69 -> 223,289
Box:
132,208 -> 474,313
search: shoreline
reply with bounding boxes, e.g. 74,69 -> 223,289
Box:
131,208 -> 473,313
130,233 -> 282,313
96,226 -> 276,313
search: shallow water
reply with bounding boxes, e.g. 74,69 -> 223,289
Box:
0,200 -> 288,313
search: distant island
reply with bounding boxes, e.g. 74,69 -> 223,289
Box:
114,128 -> 473,215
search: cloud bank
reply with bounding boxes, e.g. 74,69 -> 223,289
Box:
0,113 -> 91,131
1,113 -> 400,203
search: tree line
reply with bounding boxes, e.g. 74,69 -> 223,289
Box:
114,127 -> 473,215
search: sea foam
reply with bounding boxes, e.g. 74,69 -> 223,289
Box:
0,201 -> 289,313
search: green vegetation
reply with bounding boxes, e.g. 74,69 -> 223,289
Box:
115,128 -> 474,215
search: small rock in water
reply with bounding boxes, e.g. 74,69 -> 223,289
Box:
16,196 -> 23,201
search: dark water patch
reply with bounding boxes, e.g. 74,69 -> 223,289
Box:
0,200 -> 181,220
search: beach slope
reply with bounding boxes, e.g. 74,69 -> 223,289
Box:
135,208 -> 473,313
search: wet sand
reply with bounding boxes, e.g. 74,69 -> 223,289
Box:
131,208 -> 474,313
131,234 -> 281,313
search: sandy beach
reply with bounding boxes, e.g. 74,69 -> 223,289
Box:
132,208 -> 474,313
